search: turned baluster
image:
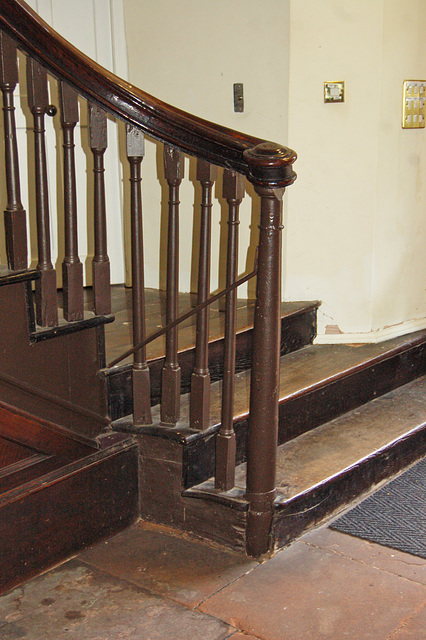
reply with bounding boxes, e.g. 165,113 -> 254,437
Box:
215,170 -> 244,490
161,145 -> 183,425
59,81 -> 83,321
190,159 -> 217,431
0,32 -> 28,270
26,58 -> 58,326
89,103 -> 111,315
127,125 -> 152,426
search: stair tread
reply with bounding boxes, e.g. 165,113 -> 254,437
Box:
239,374 -> 426,499
190,375 -> 426,504
105,286 -> 317,367
149,329 -> 426,437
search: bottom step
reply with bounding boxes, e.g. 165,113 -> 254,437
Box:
185,375 -> 426,553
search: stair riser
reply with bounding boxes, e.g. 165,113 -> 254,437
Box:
183,340 -> 426,487
106,307 -> 317,421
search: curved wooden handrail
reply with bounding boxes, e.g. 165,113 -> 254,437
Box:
0,0 -> 296,188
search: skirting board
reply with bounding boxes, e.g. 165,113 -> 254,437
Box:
314,318 -> 426,345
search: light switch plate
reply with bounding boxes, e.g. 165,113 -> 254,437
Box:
402,80 -> 426,129
324,81 -> 345,103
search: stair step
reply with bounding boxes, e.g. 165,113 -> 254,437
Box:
185,375 -> 426,551
120,329 -> 425,488
106,296 -> 318,420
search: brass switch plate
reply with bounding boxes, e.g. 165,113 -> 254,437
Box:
402,80 -> 426,129
324,81 -> 345,103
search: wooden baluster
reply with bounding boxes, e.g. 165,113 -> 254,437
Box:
190,159 -> 217,431
215,170 -> 244,490
245,184 -> 285,557
26,58 -> 58,326
59,81 -> 83,321
127,125 -> 152,426
89,103 -> 111,315
0,32 -> 28,270
161,145 -> 183,424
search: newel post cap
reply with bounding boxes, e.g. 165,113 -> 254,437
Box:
243,142 -> 297,189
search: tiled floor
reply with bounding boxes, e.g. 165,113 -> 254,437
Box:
1,514 -> 424,640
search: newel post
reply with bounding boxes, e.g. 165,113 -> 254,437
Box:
243,143 -> 296,557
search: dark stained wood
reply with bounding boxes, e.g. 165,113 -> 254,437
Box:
26,56 -> 58,326
59,81 -> 84,322
190,160 -> 217,430
126,125 -> 152,426
89,103 -> 111,315
161,146 -> 183,425
105,295 -> 319,421
137,432 -> 247,553
215,170 -> 244,490
245,185 -> 284,556
184,376 -> 426,554
0,2 -> 296,188
0,279 -> 110,439
184,331 -> 426,488
0,30 -> 28,270
0,435 -> 138,595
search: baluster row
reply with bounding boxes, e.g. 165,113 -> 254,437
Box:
0,32 -> 250,492
0,32 -> 112,326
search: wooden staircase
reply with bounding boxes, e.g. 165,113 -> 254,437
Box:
106,288 -> 425,552
0,0 -> 424,595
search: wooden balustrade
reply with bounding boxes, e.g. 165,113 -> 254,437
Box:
0,0 -> 297,557
59,81 -> 84,322
190,159 -> 217,431
126,125 -> 152,427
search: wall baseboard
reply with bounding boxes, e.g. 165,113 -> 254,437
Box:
314,318 -> 426,344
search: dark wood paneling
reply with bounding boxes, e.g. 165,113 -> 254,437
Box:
0,438 -> 139,595
0,281 -> 109,438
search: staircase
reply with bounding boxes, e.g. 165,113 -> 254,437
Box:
106,288 -> 425,553
0,0 -> 424,595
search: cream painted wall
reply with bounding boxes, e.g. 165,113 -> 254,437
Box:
286,0 -> 426,341
122,0 -> 291,294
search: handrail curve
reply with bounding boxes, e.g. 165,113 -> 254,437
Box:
0,0 -> 296,188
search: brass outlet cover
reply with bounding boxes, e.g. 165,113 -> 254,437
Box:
402,80 -> 426,129
324,81 -> 345,103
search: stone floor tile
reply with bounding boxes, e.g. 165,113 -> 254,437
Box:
302,526 -> 426,585
80,522 -> 257,609
199,540 -> 426,640
0,559 -> 234,640
229,633 -> 264,640
388,603 -> 426,639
